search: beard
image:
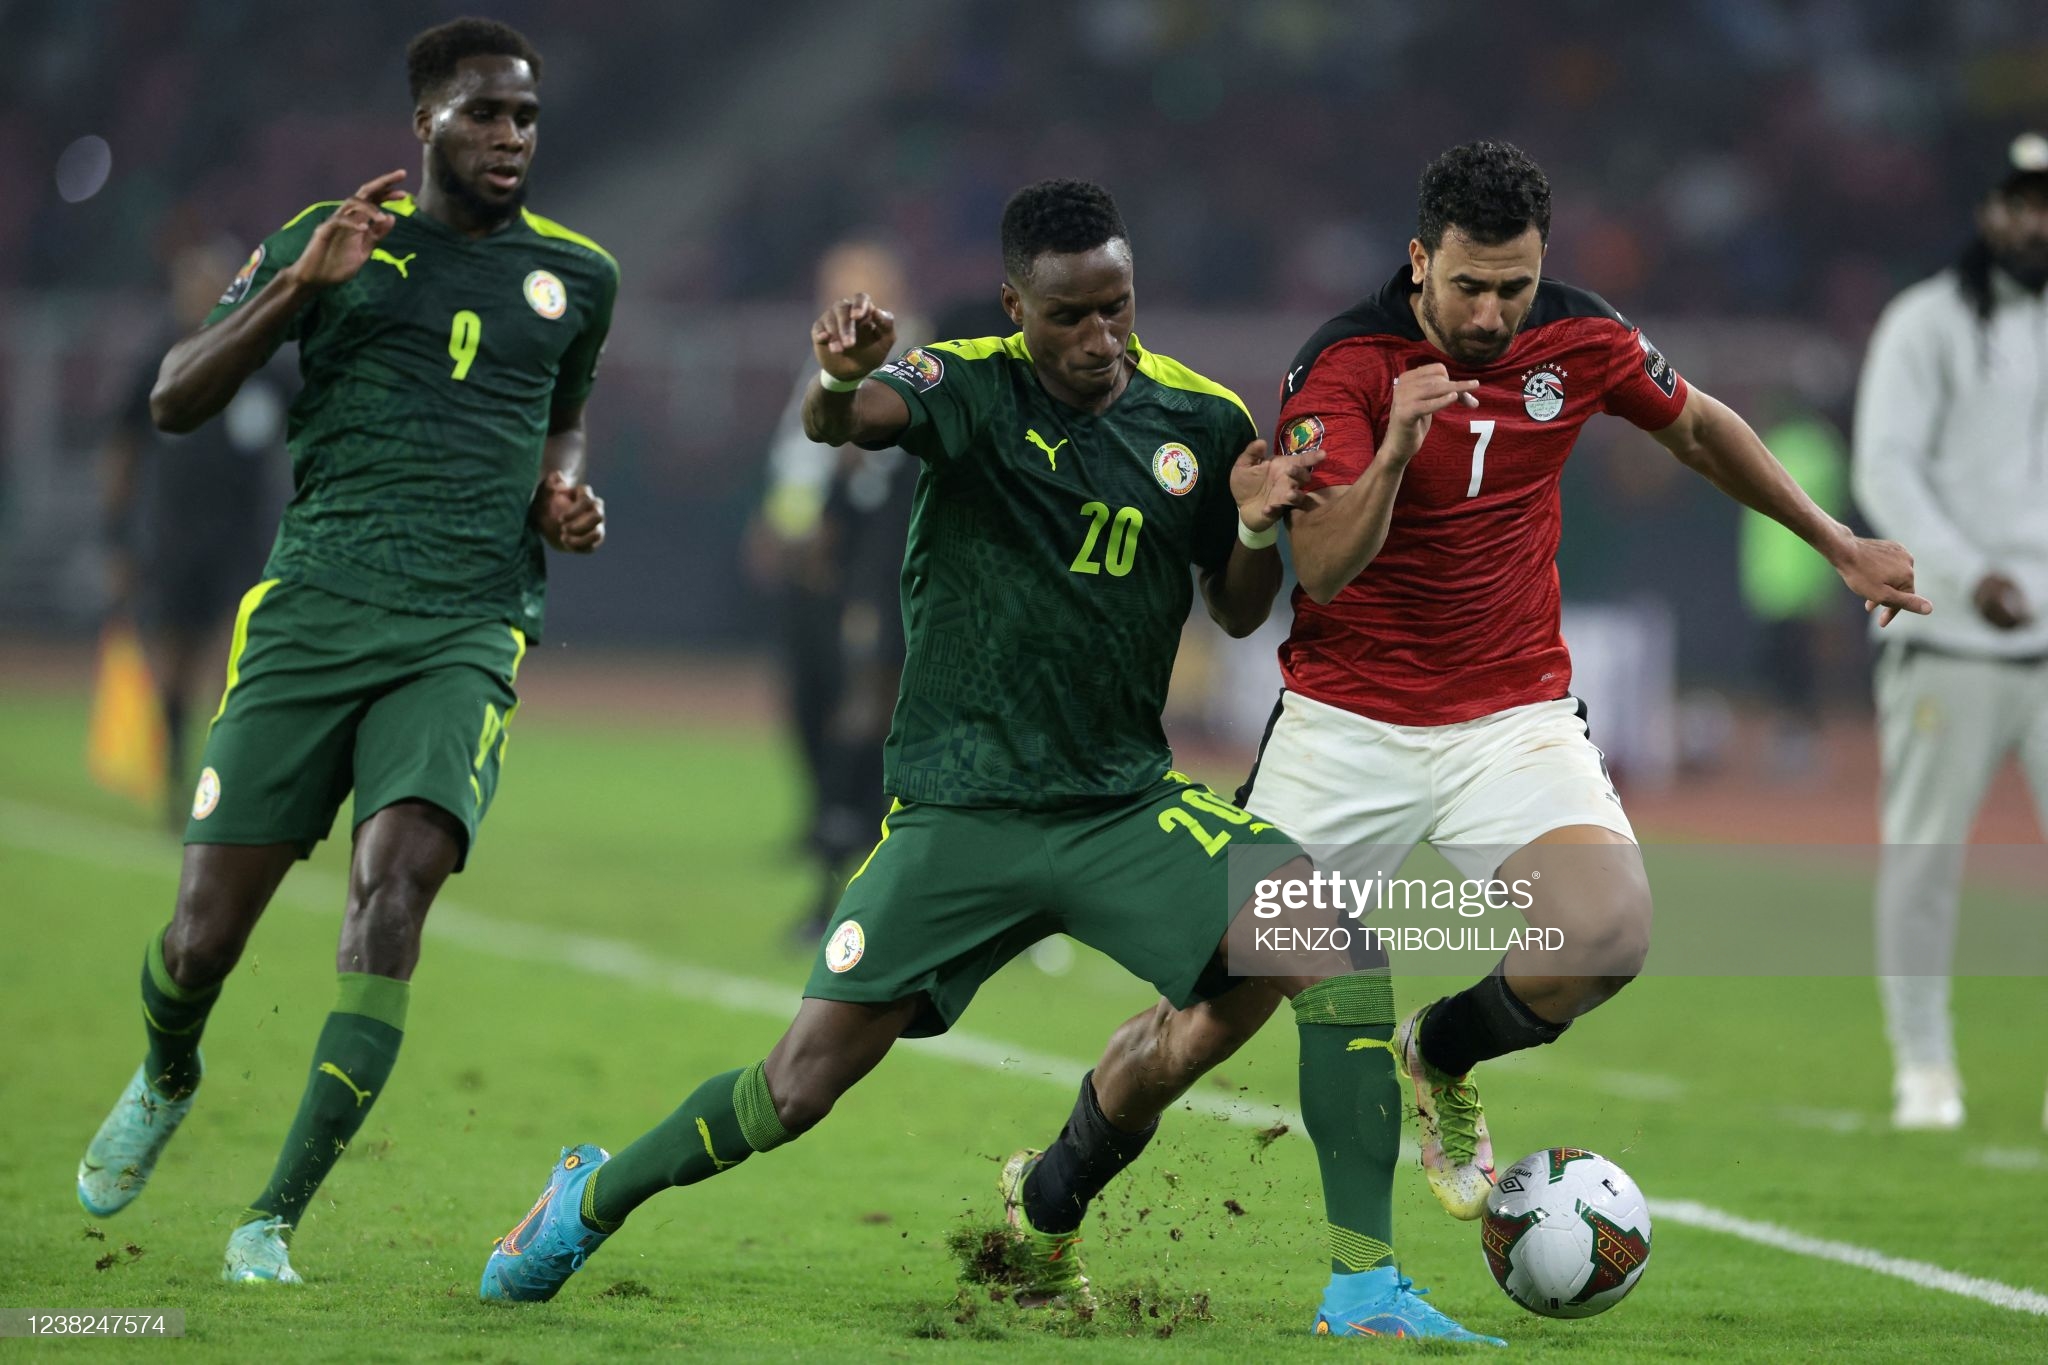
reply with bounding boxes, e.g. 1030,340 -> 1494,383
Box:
1993,241 -> 2048,292
1418,277 -> 1515,366
430,141 -> 527,227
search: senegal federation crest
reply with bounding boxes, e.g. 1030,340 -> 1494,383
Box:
192,766 -> 221,820
1151,442 -> 1198,496
1522,368 -> 1565,422
523,269 -> 568,320
825,919 -> 865,973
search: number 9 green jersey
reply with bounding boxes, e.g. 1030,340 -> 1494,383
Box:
867,334 -> 1257,808
208,195 -> 619,640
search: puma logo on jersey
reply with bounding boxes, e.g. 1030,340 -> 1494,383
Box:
1025,428 -> 1070,470
369,249 -> 416,278
317,1062 -> 374,1108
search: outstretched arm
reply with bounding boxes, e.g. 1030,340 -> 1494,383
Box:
800,292 -> 912,449
151,170 -> 407,434
1201,438 -> 1321,637
1651,385 -> 1931,624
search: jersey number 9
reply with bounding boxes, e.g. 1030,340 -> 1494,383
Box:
448,310 -> 483,381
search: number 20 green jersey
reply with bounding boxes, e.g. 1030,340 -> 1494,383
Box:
208,194 -> 619,639
868,334 -> 1256,808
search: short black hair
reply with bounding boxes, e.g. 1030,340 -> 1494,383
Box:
1416,141 -> 1551,252
1000,180 -> 1128,283
406,17 -> 542,105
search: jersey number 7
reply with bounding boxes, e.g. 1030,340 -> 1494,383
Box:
1465,420 -> 1494,497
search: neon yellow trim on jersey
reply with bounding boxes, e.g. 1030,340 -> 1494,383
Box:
520,209 -> 618,270
924,333 -> 1250,426
846,799 -> 903,886
280,200 -> 343,231
507,626 -> 529,682
926,334 -> 1030,363
210,579 -> 281,724
279,195 -> 412,231
1132,340 -> 1254,427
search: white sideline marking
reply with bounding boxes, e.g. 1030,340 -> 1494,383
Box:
5,797 -> 2044,1317
0,799 -> 1311,1141
1653,1200 -> 2048,1317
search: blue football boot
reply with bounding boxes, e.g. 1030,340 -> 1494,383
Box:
1311,1267 -> 1506,1345
78,1060 -> 199,1217
480,1144 -> 612,1302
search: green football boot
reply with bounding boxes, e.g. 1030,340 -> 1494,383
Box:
998,1149 -> 1094,1310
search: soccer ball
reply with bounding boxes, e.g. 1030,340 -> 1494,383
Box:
1480,1148 -> 1652,1318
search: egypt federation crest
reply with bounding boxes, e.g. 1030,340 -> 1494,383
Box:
219,246 -> 264,307
1522,368 -> 1565,422
1281,415 -> 1326,456
1152,442 -> 1198,496
825,919 -> 865,973
880,347 -> 944,392
524,269 -> 568,319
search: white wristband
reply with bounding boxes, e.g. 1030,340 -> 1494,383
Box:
818,368 -> 869,393
1237,517 -> 1280,549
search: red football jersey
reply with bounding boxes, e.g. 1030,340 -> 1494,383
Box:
1276,268 -> 1688,725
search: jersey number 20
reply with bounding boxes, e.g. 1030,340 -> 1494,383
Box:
1070,502 -> 1144,577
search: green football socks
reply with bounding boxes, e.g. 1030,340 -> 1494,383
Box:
245,973 -> 409,1230
582,1062 -> 791,1232
1293,971 -> 1402,1274
141,927 -> 218,1100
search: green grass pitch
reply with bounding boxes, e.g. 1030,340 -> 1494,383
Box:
1,687 -> 2044,1362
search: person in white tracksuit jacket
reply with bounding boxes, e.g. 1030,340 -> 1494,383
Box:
1853,134 -> 2048,1132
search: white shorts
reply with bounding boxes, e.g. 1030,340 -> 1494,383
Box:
1238,690 -> 1636,881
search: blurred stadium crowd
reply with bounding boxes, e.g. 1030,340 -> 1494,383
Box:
3,0 -> 2046,701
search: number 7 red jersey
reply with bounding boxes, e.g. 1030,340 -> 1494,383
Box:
1276,267 -> 1688,725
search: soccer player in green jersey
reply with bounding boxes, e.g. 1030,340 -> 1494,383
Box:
75,18 -> 618,1286
478,180 -> 1500,1343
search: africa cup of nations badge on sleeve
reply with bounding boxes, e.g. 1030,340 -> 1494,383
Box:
219,246 -> 263,306
1281,415 -> 1326,456
880,348 -> 945,392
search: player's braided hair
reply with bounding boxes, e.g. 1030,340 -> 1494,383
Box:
1000,180 -> 1129,283
1416,141 -> 1552,251
406,17 -> 542,104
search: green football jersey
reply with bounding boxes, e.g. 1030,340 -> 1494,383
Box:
868,333 -> 1256,807
207,194 -> 619,638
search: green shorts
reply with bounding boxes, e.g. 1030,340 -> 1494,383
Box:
804,771 -> 1306,1037
184,579 -> 528,868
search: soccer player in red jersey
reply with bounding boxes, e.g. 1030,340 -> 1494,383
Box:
1003,142 -> 1928,1330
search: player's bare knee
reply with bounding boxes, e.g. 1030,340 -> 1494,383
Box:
339,870 -> 438,976
763,1065 -> 841,1135
161,907 -> 245,990
1584,887 -> 1653,981
1164,993 -> 1270,1076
